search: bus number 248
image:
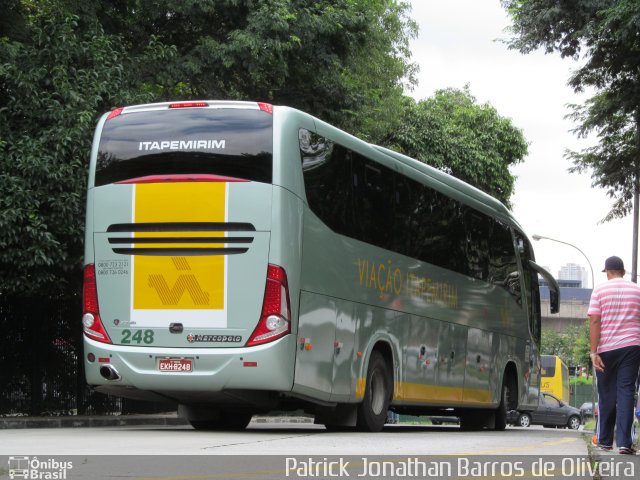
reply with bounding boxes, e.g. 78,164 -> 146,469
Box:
121,329 -> 154,344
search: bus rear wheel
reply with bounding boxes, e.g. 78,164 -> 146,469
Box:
460,411 -> 488,430
495,372 -> 516,431
356,351 -> 392,432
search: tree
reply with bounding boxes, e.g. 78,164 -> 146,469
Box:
0,1 -> 146,296
501,0 -> 640,222
571,320 -> 592,378
541,328 -> 573,363
90,0 -> 417,139
541,324 -> 592,377
382,87 -> 528,207
0,0 -> 417,297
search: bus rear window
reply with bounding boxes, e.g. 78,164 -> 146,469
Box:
96,108 -> 273,186
540,355 -> 556,376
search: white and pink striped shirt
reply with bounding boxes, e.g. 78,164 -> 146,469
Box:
588,278 -> 640,353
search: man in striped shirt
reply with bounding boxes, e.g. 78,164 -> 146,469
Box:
588,256 -> 640,455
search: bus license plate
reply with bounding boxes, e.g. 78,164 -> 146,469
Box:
158,358 -> 193,372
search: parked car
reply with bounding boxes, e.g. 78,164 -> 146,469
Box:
508,392 -> 583,430
579,401 -> 598,419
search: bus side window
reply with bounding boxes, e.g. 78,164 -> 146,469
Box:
393,174 -> 463,274
351,153 -> 395,251
432,194 -> 465,276
299,129 -> 355,237
488,221 -> 521,305
393,174 -> 422,259
514,231 -> 542,345
463,208 -> 490,282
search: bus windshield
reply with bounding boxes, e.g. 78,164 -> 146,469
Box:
96,107 -> 273,186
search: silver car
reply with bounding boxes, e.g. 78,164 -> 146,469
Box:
579,401 -> 597,419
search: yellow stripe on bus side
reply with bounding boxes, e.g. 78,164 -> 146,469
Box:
397,382 -> 492,404
395,382 -> 463,403
355,379 -> 493,404
133,182 -> 226,311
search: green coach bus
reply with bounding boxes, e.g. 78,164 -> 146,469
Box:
83,100 -> 559,432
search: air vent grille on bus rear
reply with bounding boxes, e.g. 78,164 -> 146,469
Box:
106,222 -> 255,256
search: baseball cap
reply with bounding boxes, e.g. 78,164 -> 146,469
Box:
602,256 -> 624,272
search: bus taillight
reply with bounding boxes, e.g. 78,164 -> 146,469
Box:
246,264 -> 291,346
106,107 -> 123,120
258,102 -> 273,114
168,102 -> 208,109
82,264 -> 112,344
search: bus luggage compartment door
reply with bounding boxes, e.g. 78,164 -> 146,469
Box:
293,292 -> 353,402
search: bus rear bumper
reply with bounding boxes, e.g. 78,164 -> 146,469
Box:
83,335 -> 296,401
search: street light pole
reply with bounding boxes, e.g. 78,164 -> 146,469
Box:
532,233 -> 596,409
532,234 -> 594,288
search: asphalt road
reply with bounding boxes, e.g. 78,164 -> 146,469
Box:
4,423 -> 638,480
0,421 -> 589,455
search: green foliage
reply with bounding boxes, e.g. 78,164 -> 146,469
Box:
540,322 -> 592,377
92,0 -> 418,135
541,328 -> 573,363
501,0 -> 605,58
570,376 -> 593,385
0,0 -> 417,297
571,320 -> 592,374
502,0 -> 640,221
566,94 -> 640,223
382,87 -> 528,206
0,2 -> 132,295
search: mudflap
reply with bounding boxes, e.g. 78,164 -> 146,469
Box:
315,404 -> 358,428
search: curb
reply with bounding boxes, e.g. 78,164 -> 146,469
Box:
586,431 -> 640,480
0,413 -> 188,430
0,414 -> 314,430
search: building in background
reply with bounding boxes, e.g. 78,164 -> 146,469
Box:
558,263 -> 589,288
539,281 -> 591,332
538,264 -> 590,330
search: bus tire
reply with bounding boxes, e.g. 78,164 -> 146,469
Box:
460,411 -> 487,431
356,351 -> 392,432
495,373 -> 515,431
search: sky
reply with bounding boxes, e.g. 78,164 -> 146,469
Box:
406,0 -> 634,288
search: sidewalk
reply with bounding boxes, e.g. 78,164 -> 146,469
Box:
588,428 -> 640,480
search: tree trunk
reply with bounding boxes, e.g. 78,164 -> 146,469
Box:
633,185 -> 639,283
633,113 -> 640,283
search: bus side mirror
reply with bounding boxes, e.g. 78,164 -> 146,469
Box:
530,261 -> 560,314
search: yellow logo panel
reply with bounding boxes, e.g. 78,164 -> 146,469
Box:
132,183 -> 226,312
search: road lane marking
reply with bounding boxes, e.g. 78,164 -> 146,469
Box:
454,436 -> 579,456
